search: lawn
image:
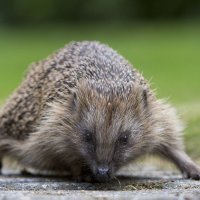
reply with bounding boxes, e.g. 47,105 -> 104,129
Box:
0,21 -> 200,158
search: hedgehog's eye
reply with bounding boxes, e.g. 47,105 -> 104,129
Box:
84,130 -> 93,143
118,131 -> 130,145
119,135 -> 128,145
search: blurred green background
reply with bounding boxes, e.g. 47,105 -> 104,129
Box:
0,0 -> 200,159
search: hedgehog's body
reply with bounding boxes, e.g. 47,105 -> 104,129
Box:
0,42 -> 146,139
0,41 -> 199,182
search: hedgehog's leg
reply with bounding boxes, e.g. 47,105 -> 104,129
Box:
0,135 -> 18,173
157,144 -> 200,180
70,163 -> 94,182
0,134 -> 39,171
0,131 -> 73,173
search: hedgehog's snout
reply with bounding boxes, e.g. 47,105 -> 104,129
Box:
94,165 -> 111,182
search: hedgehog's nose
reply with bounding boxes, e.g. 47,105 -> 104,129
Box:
96,165 -> 110,182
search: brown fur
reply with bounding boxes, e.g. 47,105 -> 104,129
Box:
0,41 -> 199,181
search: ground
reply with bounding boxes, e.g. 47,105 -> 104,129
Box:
1,163 -> 200,200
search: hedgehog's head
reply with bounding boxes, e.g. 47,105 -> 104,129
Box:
46,80 -> 155,182
59,80 -> 155,182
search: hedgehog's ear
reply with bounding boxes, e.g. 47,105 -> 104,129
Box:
142,90 -> 148,109
71,92 -> 78,112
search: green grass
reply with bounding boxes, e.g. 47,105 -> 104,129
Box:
180,103 -> 200,159
0,22 -> 200,158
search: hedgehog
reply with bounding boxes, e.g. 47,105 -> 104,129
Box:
0,41 -> 199,182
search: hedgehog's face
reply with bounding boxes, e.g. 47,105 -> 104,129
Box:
72,83 -> 152,182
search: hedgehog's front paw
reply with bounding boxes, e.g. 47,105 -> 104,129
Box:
183,165 -> 200,180
72,174 -> 94,182
71,167 -> 95,182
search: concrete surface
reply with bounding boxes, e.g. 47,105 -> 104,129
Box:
0,166 -> 200,200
